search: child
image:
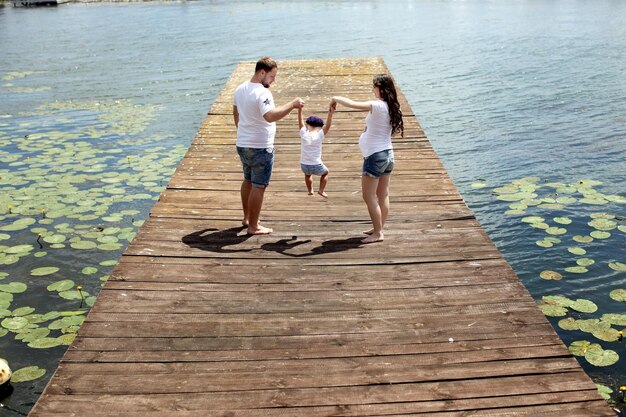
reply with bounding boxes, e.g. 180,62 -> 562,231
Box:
298,103 -> 335,197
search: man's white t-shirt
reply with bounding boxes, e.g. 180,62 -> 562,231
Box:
358,100 -> 392,157
299,127 -> 324,165
234,81 -> 276,148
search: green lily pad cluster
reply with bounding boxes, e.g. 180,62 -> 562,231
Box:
0,96 -> 185,370
569,340 -> 619,367
1,306 -> 86,349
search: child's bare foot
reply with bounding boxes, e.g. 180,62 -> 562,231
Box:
362,232 -> 383,244
362,228 -> 374,235
317,191 -> 328,198
247,225 -> 273,235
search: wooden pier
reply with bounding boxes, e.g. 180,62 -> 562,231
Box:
29,58 -> 615,416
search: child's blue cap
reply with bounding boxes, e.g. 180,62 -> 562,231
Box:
305,116 -> 324,127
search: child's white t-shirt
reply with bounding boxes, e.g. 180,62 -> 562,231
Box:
358,100 -> 392,157
233,81 -> 276,148
299,127 -> 324,165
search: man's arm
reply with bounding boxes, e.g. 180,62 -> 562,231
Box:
263,98 -> 304,123
233,105 -> 239,127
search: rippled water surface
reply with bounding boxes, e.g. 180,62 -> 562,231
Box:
1,0 -> 625,415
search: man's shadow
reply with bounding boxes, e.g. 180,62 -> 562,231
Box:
182,228 -> 364,257
181,226 -> 254,253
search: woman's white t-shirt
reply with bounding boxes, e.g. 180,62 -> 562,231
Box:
358,100 -> 392,157
299,127 -> 324,165
234,81 -> 276,148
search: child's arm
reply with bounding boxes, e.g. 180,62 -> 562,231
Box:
322,102 -> 335,136
298,107 -> 304,130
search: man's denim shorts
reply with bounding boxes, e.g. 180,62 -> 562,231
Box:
362,149 -> 394,178
300,163 -> 328,176
237,146 -> 274,188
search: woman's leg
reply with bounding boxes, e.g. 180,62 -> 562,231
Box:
377,173 -> 391,228
361,175 -> 384,243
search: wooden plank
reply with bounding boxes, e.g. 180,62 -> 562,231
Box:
29,58 -> 615,417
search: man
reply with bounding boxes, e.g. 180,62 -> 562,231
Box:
233,56 -> 304,235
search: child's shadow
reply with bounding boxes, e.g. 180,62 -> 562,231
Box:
181,226 -> 253,253
260,236 -> 364,257
182,228 -> 364,257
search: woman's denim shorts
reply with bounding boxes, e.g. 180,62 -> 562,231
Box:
362,149 -> 394,178
237,146 -> 274,188
300,163 -> 328,176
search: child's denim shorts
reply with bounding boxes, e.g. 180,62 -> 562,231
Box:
300,163 -> 328,176
237,146 -> 274,188
362,149 -> 394,178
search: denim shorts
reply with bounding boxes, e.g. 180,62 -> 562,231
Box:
362,149 -> 394,178
300,163 -> 328,176
237,146 -> 274,188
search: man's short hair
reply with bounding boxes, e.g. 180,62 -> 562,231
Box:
255,56 -> 277,73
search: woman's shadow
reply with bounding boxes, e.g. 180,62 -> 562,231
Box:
182,227 -> 363,257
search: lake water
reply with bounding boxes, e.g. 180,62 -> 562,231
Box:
1,1 -> 625,415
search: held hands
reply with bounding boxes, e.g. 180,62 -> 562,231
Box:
329,101 -> 337,113
292,97 -> 305,109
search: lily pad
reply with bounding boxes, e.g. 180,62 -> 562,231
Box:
538,302 -> 567,317
1,316 -> 29,330
546,227 -> 567,235
565,266 -> 588,274
70,240 -> 97,250
27,337 -> 63,349
567,247 -> 586,256
609,289 -> 626,302
576,258 -> 595,266
554,217 -> 572,225
592,328 -> 621,342
588,218 -> 617,231
608,262 -> 626,272
47,280 -> 74,292
11,365 -> 46,383
601,313 -> 626,326
595,384 -> 613,400
573,235 -> 593,243
558,318 -> 579,330
81,267 -> 98,275
30,267 -> 59,276
590,231 -> 610,239
0,282 -> 27,293
540,270 -> 562,280
584,346 -> 619,367
570,299 -> 598,313
569,340 -> 594,356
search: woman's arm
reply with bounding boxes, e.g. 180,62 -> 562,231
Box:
298,107 -> 304,130
331,96 -> 372,111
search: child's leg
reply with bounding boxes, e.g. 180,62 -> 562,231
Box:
318,171 -> 329,197
304,174 -> 313,195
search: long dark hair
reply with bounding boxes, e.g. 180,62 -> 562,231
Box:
373,74 -> 404,137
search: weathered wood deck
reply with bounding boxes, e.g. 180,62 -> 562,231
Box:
30,58 -> 615,416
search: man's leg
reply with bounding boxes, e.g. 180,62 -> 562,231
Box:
240,180 -> 252,226
247,186 -> 272,235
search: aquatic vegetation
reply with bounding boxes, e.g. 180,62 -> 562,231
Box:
484,175 -> 625,405
0,94 -> 187,387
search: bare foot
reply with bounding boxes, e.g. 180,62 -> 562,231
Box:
307,191 -> 314,196
317,191 -> 328,198
242,220 -> 249,227
362,228 -> 374,235
247,225 -> 273,235
362,233 -> 383,244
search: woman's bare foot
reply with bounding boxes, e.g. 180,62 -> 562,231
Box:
362,228 -> 374,235
247,225 -> 273,235
317,191 -> 328,198
362,232 -> 383,244
242,220 -> 249,227
307,191 -> 314,195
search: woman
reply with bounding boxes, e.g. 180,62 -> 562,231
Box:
331,74 -> 404,243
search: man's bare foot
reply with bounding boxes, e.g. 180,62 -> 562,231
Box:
362,228 -> 374,235
362,233 -> 383,244
317,191 -> 328,198
247,225 -> 273,235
